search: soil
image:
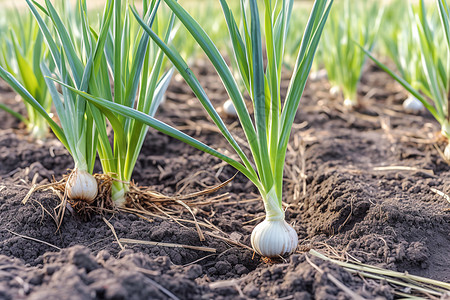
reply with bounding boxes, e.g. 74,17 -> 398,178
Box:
0,59 -> 449,300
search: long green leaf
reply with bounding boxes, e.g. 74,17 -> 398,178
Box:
130,6 -> 259,181
55,81 -> 262,189
275,0 -> 333,202
360,45 -> 440,121
219,0 -> 250,91
160,0 -> 262,173
0,103 -> 29,125
249,0 -> 272,190
44,0 -> 84,86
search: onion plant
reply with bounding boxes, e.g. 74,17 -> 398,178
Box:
45,0 -> 174,206
0,9 -> 51,139
321,0 -> 383,108
382,1 -> 425,113
0,0 -> 115,202
66,0 -> 333,257
91,1 -> 174,205
0,0 -> 173,206
362,0 -> 450,159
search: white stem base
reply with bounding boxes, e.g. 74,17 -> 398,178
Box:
111,181 -> 129,207
112,188 -> 127,206
444,143 -> 450,161
441,123 -> 450,140
29,124 -> 48,140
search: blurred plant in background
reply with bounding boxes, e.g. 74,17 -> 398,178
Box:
0,10 -> 51,139
364,0 -> 450,159
320,0 -> 383,108
382,1 -> 424,112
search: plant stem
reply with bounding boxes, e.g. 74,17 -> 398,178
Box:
28,114 -> 48,139
441,120 -> 450,140
111,180 -> 129,206
261,186 -> 284,221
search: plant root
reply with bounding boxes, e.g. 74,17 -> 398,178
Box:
18,171 -> 261,255
22,171 -> 116,227
124,173 -> 237,241
22,171 -> 236,239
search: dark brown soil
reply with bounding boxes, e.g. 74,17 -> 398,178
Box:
0,60 -> 449,299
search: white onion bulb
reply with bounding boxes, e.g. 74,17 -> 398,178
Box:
441,123 -> 450,140
223,99 -> 237,117
343,98 -> 357,108
251,188 -> 298,257
329,85 -> 341,97
66,168 -> 98,203
403,95 -> 423,113
251,219 -> 298,257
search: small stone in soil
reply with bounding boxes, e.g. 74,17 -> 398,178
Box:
185,264 -> 203,279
